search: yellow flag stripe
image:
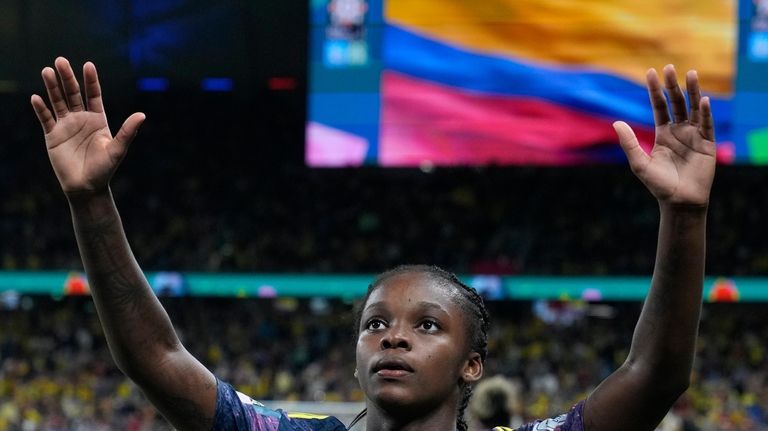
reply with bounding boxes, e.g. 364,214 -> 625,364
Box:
386,0 -> 734,94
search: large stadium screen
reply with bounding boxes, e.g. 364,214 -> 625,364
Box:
307,0 -> 768,167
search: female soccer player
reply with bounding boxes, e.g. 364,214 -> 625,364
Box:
31,57 -> 715,431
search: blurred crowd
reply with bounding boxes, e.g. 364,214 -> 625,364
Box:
7,162 -> 768,276
1,297 -> 766,431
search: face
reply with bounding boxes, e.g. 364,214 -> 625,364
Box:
355,272 -> 483,413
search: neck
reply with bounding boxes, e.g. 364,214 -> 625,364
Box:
364,400 -> 459,431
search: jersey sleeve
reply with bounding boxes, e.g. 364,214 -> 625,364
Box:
211,379 -> 348,431
511,400 -> 585,431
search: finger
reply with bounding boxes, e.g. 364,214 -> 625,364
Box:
613,121 -> 650,174
83,62 -> 104,113
112,113 -> 146,157
30,94 -> 56,134
663,64 -> 688,123
699,97 -> 715,142
646,68 -> 671,126
54,57 -> 85,112
686,70 -> 702,125
42,67 -> 69,119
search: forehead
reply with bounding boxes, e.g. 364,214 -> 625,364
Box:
364,272 -> 463,313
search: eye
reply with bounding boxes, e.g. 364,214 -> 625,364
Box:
365,318 -> 387,331
418,319 -> 441,333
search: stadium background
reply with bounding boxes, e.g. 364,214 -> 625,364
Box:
1,0 -> 768,429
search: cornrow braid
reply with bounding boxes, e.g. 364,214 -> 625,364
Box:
352,265 -> 491,431
457,383 -> 474,431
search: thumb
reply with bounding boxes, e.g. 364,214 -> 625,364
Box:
113,112 -> 146,155
613,121 -> 648,174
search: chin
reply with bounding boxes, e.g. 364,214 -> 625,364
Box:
370,385 -> 419,409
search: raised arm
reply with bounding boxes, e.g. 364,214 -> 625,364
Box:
31,57 -> 217,430
582,65 -> 715,431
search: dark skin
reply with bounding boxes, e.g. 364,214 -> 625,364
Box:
31,58 -> 218,431
355,273 -> 483,431
31,57 -> 714,431
586,66 -> 714,431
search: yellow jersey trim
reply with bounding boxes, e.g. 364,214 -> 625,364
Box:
287,412 -> 331,420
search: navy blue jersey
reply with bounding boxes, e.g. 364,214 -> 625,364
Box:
212,379 -> 584,431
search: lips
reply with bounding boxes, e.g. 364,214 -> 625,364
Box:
372,356 -> 415,376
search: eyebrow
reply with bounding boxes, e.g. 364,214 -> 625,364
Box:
415,301 -> 449,314
363,300 -> 449,314
363,301 -> 386,312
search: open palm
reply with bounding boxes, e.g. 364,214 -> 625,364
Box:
614,66 -> 716,207
31,57 -> 144,194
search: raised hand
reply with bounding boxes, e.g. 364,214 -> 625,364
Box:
32,58 -> 218,430
614,65 -> 716,207
30,57 -> 145,194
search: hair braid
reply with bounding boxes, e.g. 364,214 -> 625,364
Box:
457,382 -> 474,431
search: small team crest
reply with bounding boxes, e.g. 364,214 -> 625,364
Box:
531,413 -> 567,431
236,391 -> 265,407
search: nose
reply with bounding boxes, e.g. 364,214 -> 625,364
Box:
380,325 -> 411,350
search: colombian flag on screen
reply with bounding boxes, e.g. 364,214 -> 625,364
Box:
379,0 -> 734,166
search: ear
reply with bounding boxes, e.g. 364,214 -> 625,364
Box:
462,352 -> 483,383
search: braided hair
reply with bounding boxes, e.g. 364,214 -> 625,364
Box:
350,265 -> 491,431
